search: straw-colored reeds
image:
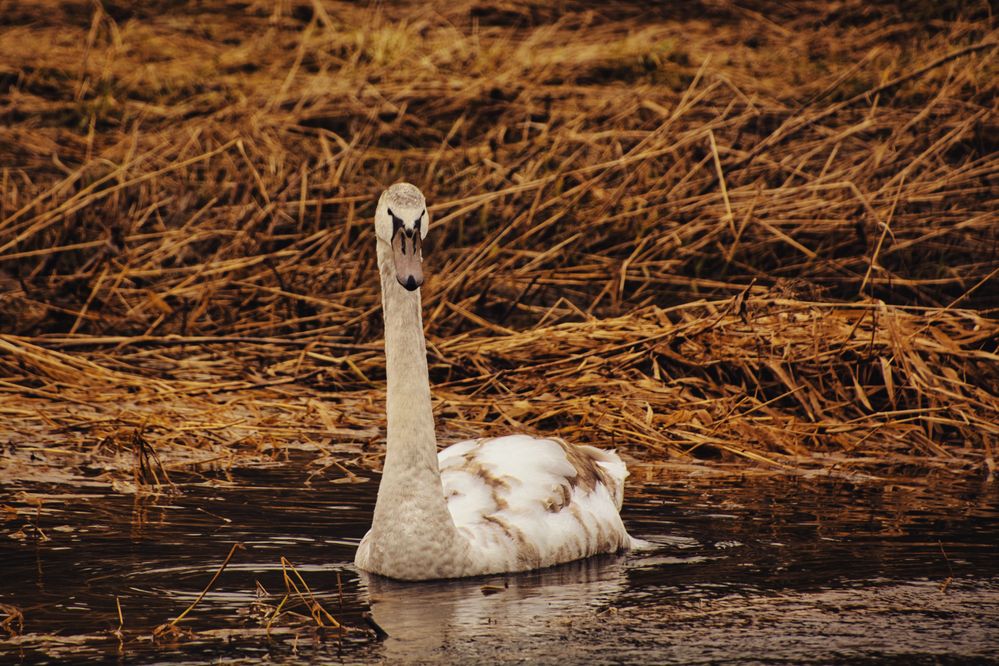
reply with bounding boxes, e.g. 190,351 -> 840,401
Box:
1,1 -> 996,481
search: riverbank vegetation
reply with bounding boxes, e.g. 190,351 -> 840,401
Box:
1,0 -> 996,485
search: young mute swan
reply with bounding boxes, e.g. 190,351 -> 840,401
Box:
354,183 -> 636,581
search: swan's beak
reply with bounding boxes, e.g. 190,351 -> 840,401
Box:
392,228 -> 423,291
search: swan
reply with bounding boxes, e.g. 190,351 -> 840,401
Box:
354,182 -> 636,581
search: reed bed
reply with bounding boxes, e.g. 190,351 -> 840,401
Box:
0,0 -> 996,482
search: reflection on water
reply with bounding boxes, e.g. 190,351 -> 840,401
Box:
1,460 -> 998,664
363,554 -> 633,662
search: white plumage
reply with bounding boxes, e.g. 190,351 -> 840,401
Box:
354,183 -> 635,581
439,434 -> 632,574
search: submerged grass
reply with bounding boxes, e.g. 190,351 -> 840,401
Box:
0,0 -> 996,481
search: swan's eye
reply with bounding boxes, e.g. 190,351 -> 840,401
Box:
414,209 -> 425,233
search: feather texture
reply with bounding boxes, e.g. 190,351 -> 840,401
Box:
439,435 -> 633,574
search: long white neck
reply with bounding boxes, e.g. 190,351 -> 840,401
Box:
366,240 -> 466,578
377,238 -> 438,491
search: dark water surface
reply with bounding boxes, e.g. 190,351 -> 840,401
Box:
2,461 -> 998,664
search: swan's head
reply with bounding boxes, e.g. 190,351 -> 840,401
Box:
375,183 -> 430,292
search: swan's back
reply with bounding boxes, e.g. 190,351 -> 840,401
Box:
438,435 -> 632,575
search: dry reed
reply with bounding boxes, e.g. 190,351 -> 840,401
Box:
0,0 -> 996,481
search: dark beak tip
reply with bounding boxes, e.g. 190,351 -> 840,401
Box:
399,275 -> 421,291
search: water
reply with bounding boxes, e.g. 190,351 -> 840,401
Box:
2,460 -> 998,664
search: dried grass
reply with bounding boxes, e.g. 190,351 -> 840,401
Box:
0,0 -> 996,481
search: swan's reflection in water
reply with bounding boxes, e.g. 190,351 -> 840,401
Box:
360,553 -> 630,659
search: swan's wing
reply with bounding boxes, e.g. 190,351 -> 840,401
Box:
438,434 -> 632,572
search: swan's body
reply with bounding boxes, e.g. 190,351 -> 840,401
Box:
354,183 -> 634,581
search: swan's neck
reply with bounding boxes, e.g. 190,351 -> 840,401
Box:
369,241 -> 463,567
